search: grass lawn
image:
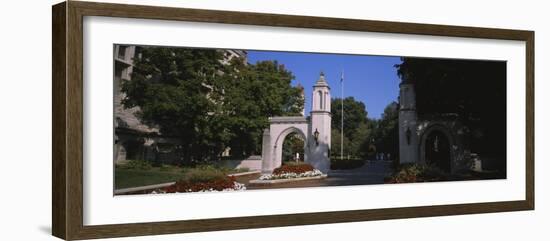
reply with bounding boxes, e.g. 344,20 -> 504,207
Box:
115,168 -> 187,189
114,162 -> 252,190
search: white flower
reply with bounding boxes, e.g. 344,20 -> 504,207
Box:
258,169 -> 323,180
150,181 -> 246,194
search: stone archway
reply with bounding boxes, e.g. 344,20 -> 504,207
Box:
281,132 -> 306,163
424,130 -> 451,172
261,117 -> 310,173
273,126 -> 308,168
260,73 -> 332,174
419,124 -> 455,173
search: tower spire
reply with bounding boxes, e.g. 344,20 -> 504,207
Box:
309,72 -> 332,173
315,71 -> 329,86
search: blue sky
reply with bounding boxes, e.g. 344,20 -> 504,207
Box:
247,51 -> 403,119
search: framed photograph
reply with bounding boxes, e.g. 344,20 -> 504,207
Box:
52,1 -> 534,240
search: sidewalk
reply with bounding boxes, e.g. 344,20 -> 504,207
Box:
245,160 -> 393,190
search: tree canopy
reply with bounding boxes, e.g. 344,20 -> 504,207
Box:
370,102 -> 399,158
330,97 -> 372,159
330,97 -> 399,160
331,97 -> 369,140
121,47 -> 304,164
222,59 -> 304,157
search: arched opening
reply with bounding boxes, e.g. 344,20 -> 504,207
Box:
318,90 -> 323,110
324,92 -> 328,111
272,126 -> 309,170
282,133 -> 305,165
424,130 -> 451,172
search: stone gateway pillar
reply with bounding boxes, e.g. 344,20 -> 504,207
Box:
261,128 -> 272,173
398,81 -> 419,164
260,72 -> 332,174
308,73 -> 332,173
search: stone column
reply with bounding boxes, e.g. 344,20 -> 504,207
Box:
261,128 -> 272,173
398,82 -> 419,164
308,72 -> 332,173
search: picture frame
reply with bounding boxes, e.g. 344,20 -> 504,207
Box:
52,1 -> 534,240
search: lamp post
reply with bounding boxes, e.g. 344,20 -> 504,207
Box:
314,128 -> 319,146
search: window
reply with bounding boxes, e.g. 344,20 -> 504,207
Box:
324,92 -> 328,110
114,64 -> 124,79
118,46 -> 127,60
318,91 -> 323,110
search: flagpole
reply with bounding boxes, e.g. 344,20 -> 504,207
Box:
341,70 -> 344,160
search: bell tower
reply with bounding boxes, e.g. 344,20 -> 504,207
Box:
308,72 -> 332,173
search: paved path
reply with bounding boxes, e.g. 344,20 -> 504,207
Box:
322,160 -> 393,186
245,160 -> 394,190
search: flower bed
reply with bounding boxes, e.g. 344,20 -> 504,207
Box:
259,163 -> 323,180
273,163 -> 314,175
152,176 -> 246,193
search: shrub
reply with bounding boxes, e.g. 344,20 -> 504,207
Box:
158,164 -> 177,172
330,158 -> 365,170
273,163 -> 314,175
385,164 -> 447,183
182,167 -> 227,184
151,161 -> 163,168
123,160 -> 152,170
233,167 -> 250,173
391,158 -> 400,171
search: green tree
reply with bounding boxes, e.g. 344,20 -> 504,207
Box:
331,97 -> 371,159
370,102 -> 399,158
122,47 -> 230,164
331,97 -> 369,142
122,47 -> 305,163
330,129 -> 352,159
223,60 -> 304,157
350,122 -> 372,158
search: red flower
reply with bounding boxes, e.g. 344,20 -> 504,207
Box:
273,164 -> 314,175
163,176 -> 237,193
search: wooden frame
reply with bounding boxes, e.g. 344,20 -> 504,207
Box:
52,1 -> 534,240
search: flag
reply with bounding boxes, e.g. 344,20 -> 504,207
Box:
340,70 -> 344,83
